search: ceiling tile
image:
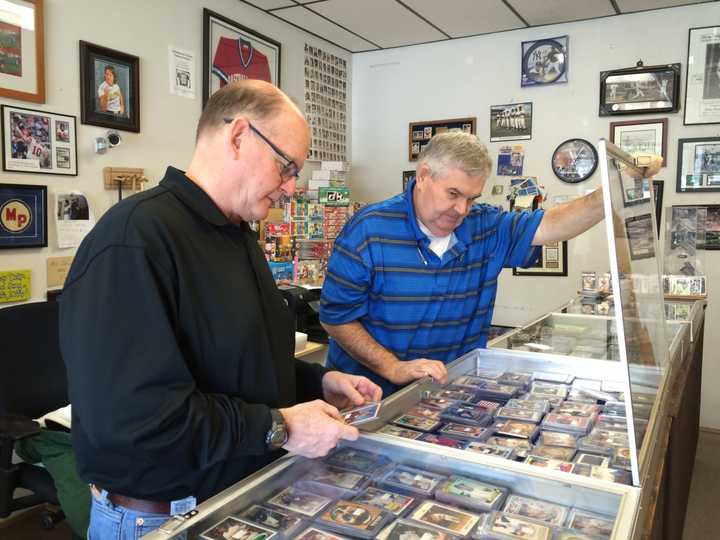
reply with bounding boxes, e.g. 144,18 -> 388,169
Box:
508,0 -> 616,25
273,6 -> 378,51
616,0 -> 713,12
245,0 -> 296,10
310,0 -> 448,48
404,0 -> 526,37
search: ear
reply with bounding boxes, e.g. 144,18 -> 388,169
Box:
224,116 -> 251,157
415,163 -> 431,186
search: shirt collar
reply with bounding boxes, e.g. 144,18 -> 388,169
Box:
159,166 -> 234,228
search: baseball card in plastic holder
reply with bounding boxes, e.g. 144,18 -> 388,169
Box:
502,494 -> 569,527
529,444 -> 576,461
537,431 -> 578,448
595,415 -> 629,432
497,372 -> 533,388
436,474 -> 508,512
565,509 -> 615,538
495,407 -> 544,423
570,463 -> 592,477
377,519 -> 461,540
420,396 -> 456,410
493,420 -> 540,440
405,405 -> 442,421
377,424 -> 423,440
581,271 -> 598,294
612,447 -> 632,470
427,387 -> 477,403
199,517 -> 276,540
351,487 -> 415,517
440,402 -> 493,426
293,527 -> 350,540
267,487 -> 332,517
466,441 -> 515,459
469,380 -> 520,401
317,500 -> 392,538
409,500 -> 482,537
530,382 -> 569,399
295,466 -> 370,498
532,371 -> 575,385
392,413 -> 443,432
553,529 -> 600,540
439,422 -> 491,441
418,433 -> 470,450
524,456 -> 574,473
238,505 -> 304,535
323,447 -> 390,474
341,402 -> 380,425
513,397 -> 553,413
452,374 -> 492,388
574,453 -> 610,468
588,467 -> 631,484
541,413 -> 593,434
485,436 -> 533,460
378,464 -> 446,497
480,511 -> 553,540
554,402 -> 600,418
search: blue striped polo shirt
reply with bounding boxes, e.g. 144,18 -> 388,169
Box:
320,178 -> 544,396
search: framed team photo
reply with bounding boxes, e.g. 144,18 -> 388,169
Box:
2,104 -> 77,175
0,183 -> 47,248
203,8 -> 281,107
79,41 -> 140,132
490,103 -> 532,142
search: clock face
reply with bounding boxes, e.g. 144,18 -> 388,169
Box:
552,139 -> 598,183
522,39 -> 566,85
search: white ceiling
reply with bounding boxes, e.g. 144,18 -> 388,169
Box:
242,0 -> 717,53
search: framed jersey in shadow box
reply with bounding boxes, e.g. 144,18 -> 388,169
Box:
513,241 -> 567,277
408,118 -> 475,161
599,62 -> 680,116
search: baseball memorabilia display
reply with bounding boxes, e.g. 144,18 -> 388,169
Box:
521,36 -> 568,86
408,117 -> 476,161
490,103 -> 532,142
684,25 -> 720,125
676,137 -> 720,192
600,62 -> 680,116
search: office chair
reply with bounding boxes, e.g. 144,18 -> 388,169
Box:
0,301 -> 69,530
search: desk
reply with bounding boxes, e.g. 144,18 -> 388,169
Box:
294,341 -> 327,365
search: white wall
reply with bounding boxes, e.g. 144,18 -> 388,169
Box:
350,3 -> 720,427
0,0 -> 351,301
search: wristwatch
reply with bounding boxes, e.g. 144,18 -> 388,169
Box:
265,409 -> 289,451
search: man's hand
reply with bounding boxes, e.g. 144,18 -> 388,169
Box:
631,153 -> 662,179
322,371 -> 382,410
387,358 -> 448,386
279,400 -> 358,458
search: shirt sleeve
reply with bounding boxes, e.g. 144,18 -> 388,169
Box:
295,360 -> 329,403
497,208 -> 545,268
60,245 -> 272,470
319,225 -> 373,325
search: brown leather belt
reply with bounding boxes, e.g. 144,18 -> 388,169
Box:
91,484 -> 170,515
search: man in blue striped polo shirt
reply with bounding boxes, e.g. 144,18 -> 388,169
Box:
319,132 -> 654,396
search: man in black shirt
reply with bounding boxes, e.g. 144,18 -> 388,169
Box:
60,80 -> 381,539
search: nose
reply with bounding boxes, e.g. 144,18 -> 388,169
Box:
455,198 -> 470,216
280,177 -> 296,197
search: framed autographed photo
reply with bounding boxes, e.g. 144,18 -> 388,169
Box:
676,137 -> 720,192
0,0 -> 45,103
203,8 -> 281,107
80,41 -> 140,132
685,26 -> 720,125
610,118 -> 667,166
408,117 -> 475,161
600,63 -> 680,116
513,241 -> 567,277
490,103 -> 532,142
2,105 -> 77,175
0,183 -> 47,248
521,36 -> 567,87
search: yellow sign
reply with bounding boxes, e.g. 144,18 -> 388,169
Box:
0,270 -> 31,303
47,256 -> 74,288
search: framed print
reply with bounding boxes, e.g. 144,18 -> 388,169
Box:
0,183 -> 47,248
600,63 -> 680,116
685,26 -> 720,125
676,137 -> 720,192
402,170 -> 415,191
513,241 -> 567,277
407,117 -> 475,161
203,8 -> 281,106
610,118 -> 667,166
490,102 -> 532,142
2,104 -> 77,175
79,41 -> 140,132
625,214 -> 655,260
521,36 -> 567,87
0,0 -> 44,103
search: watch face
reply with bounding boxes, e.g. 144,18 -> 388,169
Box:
522,38 -> 567,86
552,139 -> 598,183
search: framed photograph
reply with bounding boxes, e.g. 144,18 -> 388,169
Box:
684,26 -> 720,125
2,104 -> 77,175
676,137 -> 720,192
203,8 -> 281,107
0,183 -> 47,248
490,102 -> 532,142
625,214 -> 655,260
513,241 -> 567,277
79,41 -> 140,132
0,0 -> 44,103
610,118 -> 667,166
600,63 -> 680,116
402,170 -> 415,191
521,36 -> 568,87
407,117 -> 476,161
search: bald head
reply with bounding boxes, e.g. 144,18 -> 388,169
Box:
196,80 -> 304,142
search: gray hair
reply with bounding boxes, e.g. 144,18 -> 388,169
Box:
417,131 -> 492,179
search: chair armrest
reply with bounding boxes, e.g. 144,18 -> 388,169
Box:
0,414 -> 41,441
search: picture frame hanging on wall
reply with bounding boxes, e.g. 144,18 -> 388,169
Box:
1,104 -> 78,175
599,63 -> 680,116
402,170 -> 415,191
0,183 -> 47,248
684,25 -> 720,125
610,118 -> 668,166
490,103 -> 532,142
79,41 -> 140,133
513,241 -> 568,277
203,8 -> 281,107
521,36 -> 568,87
407,117 -> 475,161
0,0 -> 45,104
676,137 -> 720,193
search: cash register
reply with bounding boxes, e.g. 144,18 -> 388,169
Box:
278,285 -> 328,343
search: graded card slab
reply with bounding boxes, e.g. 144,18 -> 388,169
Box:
296,466 -> 369,497
267,487 -> 332,517
530,444 -> 575,461
497,372 -> 533,387
538,431 -> 578,448
494,420 -> 538,440
293,527 -> 350,540
238,504 -> 303,532
377,519 -> 460,540
377,424 -> 423,440
427,388 -> 476,403
502,494 -> 568,526
437,474 -> 506,511
379,464 -> 445,497
324,447 -> 389,474
495,406 -> 543,423
352,487 -> 415,516
439,422 -> 490,441
440,402 -> 493,426
200,517 -> 276,540
574,453 -> 609,468
418,433 -> 470,450
420,396 -> 456,410
341,402 -> 380,425
555,402 -> 600,417
392,413 -> 442,432
318,500 -> 390,538
485,436 -> 533,459
506,398 -> 549,413
566,509 -> 615,538
406,405 -> 442,421
484,511 -> 552,540
466,441 -> 515,459
410,500 -> 481,536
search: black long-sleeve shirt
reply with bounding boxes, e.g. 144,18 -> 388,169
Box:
60,167 -> 327,502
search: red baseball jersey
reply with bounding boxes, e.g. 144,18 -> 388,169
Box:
212,37 -> 271,86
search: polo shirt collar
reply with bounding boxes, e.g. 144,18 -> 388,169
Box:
160,166 -> 232,228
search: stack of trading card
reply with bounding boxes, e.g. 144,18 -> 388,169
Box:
376,518 -> 462,540
237,504 -> 305,537
377,424 -> 423,440
420,396 -> 457,410
506,398 -> 550,414
477,511 -> 553,540
528,444 -> 576,462
378,464 -> 446,497
405,405 -> 442,421
465,441 -> 515,460
530,382 -> 569,400
323,447 -> 390,475
524,456 -> 574,473
470,379 -> 520,402
521,393 -> 564,409
541,412 -> 593,435
497,371 -> 532,389
595,414 -> 629,432
440,402 -> 495,426
485,436 -> 533,460
577,428 -> 629,455
565,508 -> 615,538
439,422 -> 492,442
351,486 -> 416,517
502,494 -> 568,527
537,430 -> 578,448
267,486 -> 333,519
555,402 -> 601,418
418,433 -> 470,450
292,527 -> 350,540
495,406 -> 544,424
295,465 -> 371,498
493,420 -> 540,441
408,500 -> 482,537
316,499 -> 393,538
392,413 -> 443,433
435,474 -> 508,512
566,388 -> 600,404
199,516 -> 277,540
426,388 -> 478,403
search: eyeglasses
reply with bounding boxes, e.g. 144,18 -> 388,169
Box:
223,117 -> 300,181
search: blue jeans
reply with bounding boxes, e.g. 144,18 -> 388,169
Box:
88,488 -> 170,540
